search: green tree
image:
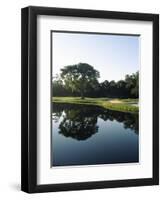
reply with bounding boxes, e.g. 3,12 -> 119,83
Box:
52,74 -> 65,96
60,63 -> 100,99
125,71 -> 139,98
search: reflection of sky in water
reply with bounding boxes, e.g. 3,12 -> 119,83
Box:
52,104 -> 139,167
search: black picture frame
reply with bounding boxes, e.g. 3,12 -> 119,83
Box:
21,6 -> 159,193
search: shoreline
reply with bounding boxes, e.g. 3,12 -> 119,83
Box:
52,97 -> 139,113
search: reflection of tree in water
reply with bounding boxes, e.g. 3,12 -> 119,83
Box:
59,108 -> 99,140
52,111 -> 62,123
123,114 -> 138,134
52,103 -> 139,140
99,110 -> 139,134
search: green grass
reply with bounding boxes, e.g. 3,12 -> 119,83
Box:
52,97 -> 139,113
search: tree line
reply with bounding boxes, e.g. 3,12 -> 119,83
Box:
52,63 -> 139,99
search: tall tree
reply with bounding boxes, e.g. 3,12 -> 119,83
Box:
125,71 -> 139,98
60,63 -> 100,99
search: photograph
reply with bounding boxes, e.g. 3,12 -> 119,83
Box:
51,31 -> 139,167
21,6 -> 159,193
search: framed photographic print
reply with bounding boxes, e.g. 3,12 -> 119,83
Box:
21,6 -> 159,193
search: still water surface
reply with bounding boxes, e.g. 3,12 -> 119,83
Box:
52,103 -> 139,166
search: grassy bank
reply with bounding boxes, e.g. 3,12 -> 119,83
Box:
52,97 -> 139,113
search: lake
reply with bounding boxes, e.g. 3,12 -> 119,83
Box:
52,103 -> 139,167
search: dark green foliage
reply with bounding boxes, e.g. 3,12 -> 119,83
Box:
125,71 -> 139,98
59,63 -> 100,99
52,63 -> 139,98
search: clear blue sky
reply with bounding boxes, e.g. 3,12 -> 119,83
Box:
52,32 -> 139,82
